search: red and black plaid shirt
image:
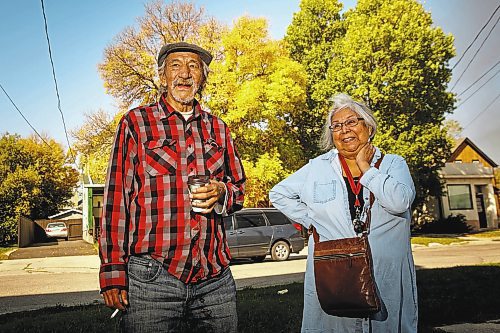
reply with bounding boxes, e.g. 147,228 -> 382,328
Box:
99,95 -> 246,292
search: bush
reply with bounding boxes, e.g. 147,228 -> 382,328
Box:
0,216 -> 18,244
413,214 -> 472,234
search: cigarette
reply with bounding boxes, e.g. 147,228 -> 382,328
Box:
110,308 -> 120,319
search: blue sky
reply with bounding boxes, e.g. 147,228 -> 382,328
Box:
0,0 -> 499,162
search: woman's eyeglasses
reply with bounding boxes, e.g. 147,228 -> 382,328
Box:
329,117 -> 364,132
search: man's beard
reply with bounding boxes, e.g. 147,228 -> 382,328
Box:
170,78 -> 199,105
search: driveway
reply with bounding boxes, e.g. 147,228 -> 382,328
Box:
8,239 -> 96,259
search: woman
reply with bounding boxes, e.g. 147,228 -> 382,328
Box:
269,93 -> 417,332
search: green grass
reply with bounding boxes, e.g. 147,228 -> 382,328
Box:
0,264 -> 499,332
0,245 -> 17,260
411,237 -> 466,246
411,229 -> 500,246
467,230 -> 500,238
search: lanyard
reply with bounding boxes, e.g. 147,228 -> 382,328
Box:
339,155 -> 363,207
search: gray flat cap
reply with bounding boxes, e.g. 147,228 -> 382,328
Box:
157,42 -> 213,67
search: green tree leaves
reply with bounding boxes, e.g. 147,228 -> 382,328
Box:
94,0 -> 457,211
0,134 -> 79,243
205,17 -> 308,206
288,0 -> 456,209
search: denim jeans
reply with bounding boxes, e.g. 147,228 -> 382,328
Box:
120,255 -> 237,333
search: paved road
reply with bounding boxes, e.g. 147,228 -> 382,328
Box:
1,238 -> 499,316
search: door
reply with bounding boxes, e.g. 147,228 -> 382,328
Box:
234,212 -> 272,257
475,191 -> 487,228
223,216 -> 238,257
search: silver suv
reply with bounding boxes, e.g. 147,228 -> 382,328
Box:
223,208 -> 305,262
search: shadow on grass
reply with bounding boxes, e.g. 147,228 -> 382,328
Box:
0,265 -> 498,332
417,265 -> 500,328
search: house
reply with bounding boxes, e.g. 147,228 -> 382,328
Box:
82,184 -> 105,244
48,209 -> 83,220
434,137 -> 498,230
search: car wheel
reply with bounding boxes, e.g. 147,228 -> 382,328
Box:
271,241 -> 290,261
251,255 -> 266,263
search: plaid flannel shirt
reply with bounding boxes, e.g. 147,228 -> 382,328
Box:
99,96 -> 246,292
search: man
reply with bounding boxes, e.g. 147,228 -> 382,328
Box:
99,42 -> 246,332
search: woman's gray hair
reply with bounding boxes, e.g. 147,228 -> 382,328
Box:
319,93 -> 377,151
157,57 -> 211,95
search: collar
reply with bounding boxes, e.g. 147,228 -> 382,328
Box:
157,94 -> 203,120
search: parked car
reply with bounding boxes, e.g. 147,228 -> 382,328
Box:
45,222 -> 68,240
223,208 -> 305,262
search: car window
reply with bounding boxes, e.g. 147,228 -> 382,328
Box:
48,223 -> 65,228
265,212 -> 290,226
223,216 -> 233,231
236,213 -> 267,229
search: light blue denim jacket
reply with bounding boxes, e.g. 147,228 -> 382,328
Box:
269,148 -> 418,333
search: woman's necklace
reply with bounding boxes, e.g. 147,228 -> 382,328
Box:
339,155 -> 364,234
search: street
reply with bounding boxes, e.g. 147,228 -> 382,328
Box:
0,239 -> 499,315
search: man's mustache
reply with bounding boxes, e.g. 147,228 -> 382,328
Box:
173,78 -> 195,87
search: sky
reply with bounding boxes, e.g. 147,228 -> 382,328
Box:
0,0 -> 499,163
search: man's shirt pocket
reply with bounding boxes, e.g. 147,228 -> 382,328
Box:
144,139 -> 178,176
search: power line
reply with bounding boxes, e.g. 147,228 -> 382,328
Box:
0,82 -> 52,147
450,13 -> 500,91
457,60 -> 500,97
462,91 -> 500,130
456,68 -> 500,108
451,4 -> 500,70
40,0 -> 75,161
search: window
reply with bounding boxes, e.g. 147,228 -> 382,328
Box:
223,216 -> 233,231
472,159 -> 480,164
265,211 -> 290,226
454,160 -> 462,163
447,184 -> 473,210
236,213 -> 267,229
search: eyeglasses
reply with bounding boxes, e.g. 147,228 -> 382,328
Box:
329,117 -> 364,132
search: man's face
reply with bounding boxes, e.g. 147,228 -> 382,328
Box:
161,51 -> 203,106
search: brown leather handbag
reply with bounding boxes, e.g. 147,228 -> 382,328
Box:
311,157 -> 383,318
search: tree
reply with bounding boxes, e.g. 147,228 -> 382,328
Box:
205,17 -> 308,206
242,152 -> 290,207
316,0 -> 455,210
98,0 -> 226,109
0,134 -> 79,243
71,109 -> 122,183
285,0 -> 344,159
443,119 -> 463,144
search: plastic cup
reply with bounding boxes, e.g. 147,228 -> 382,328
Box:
187,175 -> 210,212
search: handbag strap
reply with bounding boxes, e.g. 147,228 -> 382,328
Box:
311,153 -> 384,243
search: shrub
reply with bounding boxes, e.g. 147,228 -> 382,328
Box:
0,216 -> 18,244
413,214 -> 472,234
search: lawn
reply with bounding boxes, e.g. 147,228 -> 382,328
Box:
411,236 -> 466,246
0,264 -> 499,333
0,245 -> 17,260
468,229 -> 500,238
411,228 -> 500,246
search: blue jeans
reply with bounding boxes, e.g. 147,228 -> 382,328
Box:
120,255 -> 237,333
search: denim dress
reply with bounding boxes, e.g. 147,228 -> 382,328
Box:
269,148 -> 418,333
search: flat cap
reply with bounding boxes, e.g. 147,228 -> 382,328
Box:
157,42 -> 213,67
